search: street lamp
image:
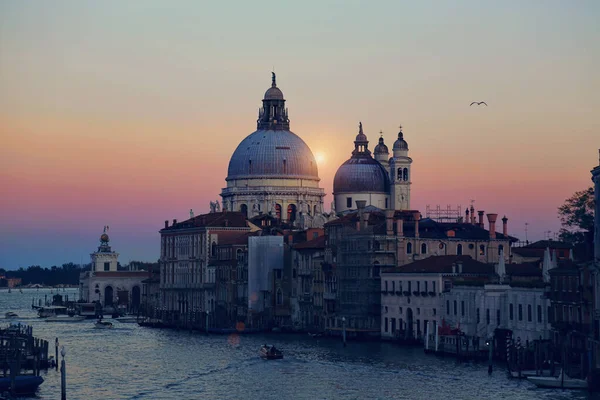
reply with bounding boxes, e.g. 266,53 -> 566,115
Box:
342,317 -> 346,347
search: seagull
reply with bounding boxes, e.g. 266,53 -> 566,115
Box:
470,101 -> 488,106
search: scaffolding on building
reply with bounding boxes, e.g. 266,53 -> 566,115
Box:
425,205 -> 463,223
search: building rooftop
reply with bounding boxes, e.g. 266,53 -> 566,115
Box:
383,255 -> 494,275
293,235 -> 327,250
161,211 -> 249,232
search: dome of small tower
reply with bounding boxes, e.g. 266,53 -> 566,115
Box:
393,128 -> 408,150
374,135 -> 389,155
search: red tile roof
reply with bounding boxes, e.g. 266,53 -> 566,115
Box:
161,211 -> 248,231
384,255 -> 494,274
293,235 -> 327,250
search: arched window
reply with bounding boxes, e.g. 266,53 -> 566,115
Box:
236,249 -> 244,262
407,243 -> 412,254
457,244 -> 463,255
287,204 -> 297,222
276,288 -> 283,305
403,168 -> 408,181
498,244 -> 504,255
421,243 -> 427,254
397,168 -> 402,181
373,261 -> 380,278
479,245 -> 485,256
275,204 -> 282,220
313,205 -> 318,215
240,204 -> 248,218
211,241 -> 217,257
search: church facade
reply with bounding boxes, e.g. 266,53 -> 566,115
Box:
333,123 -> 412,213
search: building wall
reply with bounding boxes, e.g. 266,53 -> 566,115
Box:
334,192 -> 389,213
444,285 -> 551,343
381,272 -> 444,340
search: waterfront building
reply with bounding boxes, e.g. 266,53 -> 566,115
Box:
333,124 -> 411,212
591,157 -> 600,370
158,212 -> 252,318
381,255 -> 495,341
324,201 -> 515,338
79,228 -> 149,312
290,229 -> 326,331
220,73 -> 333,228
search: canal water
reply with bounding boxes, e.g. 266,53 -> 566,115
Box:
1,288 -> 598,399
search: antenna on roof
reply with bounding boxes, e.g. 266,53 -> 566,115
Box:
525,222 -> 529,244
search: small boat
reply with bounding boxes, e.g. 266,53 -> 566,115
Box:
0,375 -> 44,395
260,345 -> 283,360
94,320 -> 114,329
45,315 -> 86,322
308,332 -> 323,338
37,306 -> 69,318
509,370 -> 558,379
527,370 -> 587,389
5,312 -> 18,319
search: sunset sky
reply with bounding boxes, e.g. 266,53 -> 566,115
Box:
1,1 -> 598,269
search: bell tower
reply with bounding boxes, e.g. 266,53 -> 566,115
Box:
390,126 -> 412,210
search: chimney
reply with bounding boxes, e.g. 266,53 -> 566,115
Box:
396,218 -> 404,237
452,264 -> 456,274
361,212 -> 370,231
477,211 -> 484,228
173,219 -> 177,225
465,208 -> 469,224
502,216 -> 508,237
164,220 -> 169,229
470,205 -> 475,224
356,200 -> 367,230
413,212 -> 421,238
457,261 -> 463,274
487,213 -> 498,239
385,210 -> 394,236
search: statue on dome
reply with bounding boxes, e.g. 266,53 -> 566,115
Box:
209,201 -> 216,213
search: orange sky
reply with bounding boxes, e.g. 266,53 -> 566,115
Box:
1,1 -> 598,268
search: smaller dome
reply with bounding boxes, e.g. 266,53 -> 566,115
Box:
264,86 -> 284,100
374,136 -> 389,154
100,233 -> 109,243
393,130 -> 408,150
333,157 -> 391,194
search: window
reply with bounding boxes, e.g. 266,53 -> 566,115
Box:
392,281 -> 395,292
104,262 -> 110,271
408,281 -> 412,292
432,281 -> 436,292
528,305 -> 532,322
276,289 -> 283,305
275,269 -> 282,279
518,304 -> 523,321
457,244 -> 463,255
446,300 -> 450,315
477,308 -> 480,324
509,304 -> 514,320
417,281 -> 420,292
283,159 -> 287,174
498,244 -> 504,255
407,243 -> 412,254
433,308 -> 437,316
461,301 -> 465,316
385,281 -> 388,291
496,310 -> 500,326
417,308 -> 420,315
385,198 -> 388,209
384,317 -> 388,333
312,231 -> 318,239
346,197 -> 352,208
453,300 -> 457,316
211,241 -> 217,256
397,168 -> 402,180
424,281 -> 428,292
421,243 -> 427,254
479,245 -> 485,256
399,307 -> 403,314
486,309 -> 490,325
403,168 -> 408,181
537,305 -> 542,323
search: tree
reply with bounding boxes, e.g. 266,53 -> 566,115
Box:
558,187 -> 595,259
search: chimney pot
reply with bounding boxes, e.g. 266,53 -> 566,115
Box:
487,213 -> 498,239
164,220 -> 169,229
413,212 -> 421,238
477,211 -> 485,228
502,215 -> 508,236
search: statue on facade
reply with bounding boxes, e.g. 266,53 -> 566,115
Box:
190,209 -> 194,219
209,201 -> 216,213
330,200 -> 336,214
215,200 -> 221,212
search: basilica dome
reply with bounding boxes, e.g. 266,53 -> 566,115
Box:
226,130 -> 319,180
333,157 -> 390,194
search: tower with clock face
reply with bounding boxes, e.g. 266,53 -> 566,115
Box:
390,126 -> 412,210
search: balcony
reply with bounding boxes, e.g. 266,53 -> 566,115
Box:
299,293 -> 312,303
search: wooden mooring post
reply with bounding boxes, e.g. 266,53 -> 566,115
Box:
55,338 -> 59,371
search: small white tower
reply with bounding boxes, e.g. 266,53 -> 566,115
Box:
91,226 -> 119,272
390,126 -> 412,210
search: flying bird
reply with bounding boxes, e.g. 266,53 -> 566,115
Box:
470,101 -> 488,106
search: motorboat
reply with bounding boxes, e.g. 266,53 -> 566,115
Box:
94,320 -> 114,329
37,306 -> 68,318
527,370 -> 587,389
0,375 -> 44,395
45,315 -> 86,322
5,312 -> 18,319
509,370 -> 556,379
76,302 -> 100,319
260,345 -> 283,360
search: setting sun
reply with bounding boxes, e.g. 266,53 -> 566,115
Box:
315,152 -> 326,165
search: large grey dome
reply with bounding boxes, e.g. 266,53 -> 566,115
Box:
333,157 -> 390,194
226,130 -> 320,181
